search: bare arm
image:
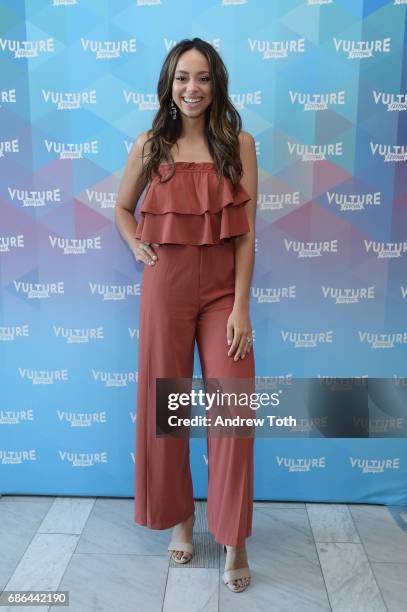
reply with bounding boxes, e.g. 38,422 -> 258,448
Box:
234,131 -> 257,310
114,131 -> 157,266
227,131 -> 258,360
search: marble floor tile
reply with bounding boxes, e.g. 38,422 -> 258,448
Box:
38,497 -> 95,534
3,497 -> 404,612
316,542 -> 386,612
3,533 -> 79,612
49,553 -> 168,612
0,498 -> 55,590
75,498 -> 172,555
253,506 -> 315,550
163,568 -> 218,612
349,505 -> 407,563
219,508 -> 331,611
371,562 -> 407,612
306,504 -> 360,543
220,543 -> 331,611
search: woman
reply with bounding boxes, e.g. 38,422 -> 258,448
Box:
115,37 -> 257,593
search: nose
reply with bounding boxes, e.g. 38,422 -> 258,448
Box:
183,81 -> 201,93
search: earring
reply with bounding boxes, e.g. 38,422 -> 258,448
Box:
170,98 -> 177,120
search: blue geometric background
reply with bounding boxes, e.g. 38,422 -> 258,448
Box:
0,0 -> 406,505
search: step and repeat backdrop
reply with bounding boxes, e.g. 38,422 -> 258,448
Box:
1,0 -> 406,506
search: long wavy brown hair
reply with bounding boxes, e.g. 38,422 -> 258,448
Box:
141,37 -> 244,197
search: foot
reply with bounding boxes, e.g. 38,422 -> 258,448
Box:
224,545 -> 250,591
169,513 -> 194,562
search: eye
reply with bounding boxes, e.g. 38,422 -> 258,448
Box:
175,76 -> 211,82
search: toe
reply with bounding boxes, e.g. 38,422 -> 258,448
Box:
171,550 -> 191,562
230,577 -> 249,590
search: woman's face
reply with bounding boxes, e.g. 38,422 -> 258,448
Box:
172,48 -> 213,118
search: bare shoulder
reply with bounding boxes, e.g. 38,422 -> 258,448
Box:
238,130 -> 255,151
238,130 -> 256,170
236,130 -> 257,228
130,129 -> 153,163
238,130 -> 257,174
115,130 -> 153,214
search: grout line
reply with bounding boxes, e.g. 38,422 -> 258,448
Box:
345,504 -> 389,612
304,502 -> 333,612
5,496 -> 399,611
40,497 -> 97,612
2,496 -> 57,595
161,551 -> 171,612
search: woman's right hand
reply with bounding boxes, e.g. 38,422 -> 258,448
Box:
133,240 -> 157,266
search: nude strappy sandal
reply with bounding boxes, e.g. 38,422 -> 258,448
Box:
222,545 -> 251,592
168,513 -> 195,564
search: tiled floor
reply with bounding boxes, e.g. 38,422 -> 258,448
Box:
1,495 -> 407,611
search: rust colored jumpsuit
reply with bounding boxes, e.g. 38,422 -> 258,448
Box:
133,161 -> 255,547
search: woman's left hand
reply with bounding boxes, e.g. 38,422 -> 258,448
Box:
226,306 -> 253,361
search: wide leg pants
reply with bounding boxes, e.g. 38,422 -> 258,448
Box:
134,240 -> 255,547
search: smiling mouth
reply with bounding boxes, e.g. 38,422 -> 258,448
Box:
182,97 -> 203,106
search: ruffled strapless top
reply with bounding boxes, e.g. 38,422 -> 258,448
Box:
134,161 -> 251,246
